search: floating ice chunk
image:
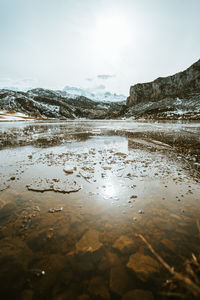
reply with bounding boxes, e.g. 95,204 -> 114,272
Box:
63,166 -> 74,174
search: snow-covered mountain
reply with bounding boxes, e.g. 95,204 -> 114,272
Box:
0,80 -> 126,103
62,85 -> 126,103
0,88 -> 126,120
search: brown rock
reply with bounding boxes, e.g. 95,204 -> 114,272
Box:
112,236 -> 134,253
20,289 -> 34,300
88,277 -> 110,300
109,265 -> 133,296
122,289 -> 154,300
78,294 -> 91,300
76,229 -> 103,253
161,239 -> 176,252
126,252 -> 160,281
98,251 -> 121,272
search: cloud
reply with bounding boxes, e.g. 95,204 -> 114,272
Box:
94,84 -> 106,90
85,78 -> 93,82
97,74 -> 116,80
0,78 -> 38,91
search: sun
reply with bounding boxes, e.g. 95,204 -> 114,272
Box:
93,13 -> 131,58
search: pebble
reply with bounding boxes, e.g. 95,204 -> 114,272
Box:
33,206 -> 40,212
48,207 -> 63,213
63,166 -> 74,174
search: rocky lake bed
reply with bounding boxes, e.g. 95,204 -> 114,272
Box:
0,119 -> 200,299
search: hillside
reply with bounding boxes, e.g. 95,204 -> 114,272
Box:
0,88 -> 126,120
126,59 -> 200,119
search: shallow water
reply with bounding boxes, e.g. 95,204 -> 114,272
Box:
0,120 -> 200,299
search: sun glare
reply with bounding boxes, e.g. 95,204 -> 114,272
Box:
94,14 -> 131,58
103,183 -> 117,198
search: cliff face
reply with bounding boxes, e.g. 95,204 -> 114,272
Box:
127,59 -> 200,106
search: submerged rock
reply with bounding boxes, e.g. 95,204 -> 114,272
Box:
109,265 -> 133,296
78,295 -> 91,300
76,229 -> 103,253
122,289 -> 154,300
112,236 -> 134,253
0,202 -> 17,222
126,252 -> 160,281
98,251 -> 122,272
20,289 -> 34,300
88,277 -> 110,300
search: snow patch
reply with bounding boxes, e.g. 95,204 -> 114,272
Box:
0,110 -> 31,121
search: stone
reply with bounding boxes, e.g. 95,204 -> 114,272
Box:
48,207 -> 63,213
20,289 -> 34,300
88,277 -> 110,300
76,229 -> 103,254
0,202 -> 17,222
55,290 -> 79,300
109,265 -> 133,296
126,252 -> 160,281
78,295 -> 91,300
112,236 -> 134,253
46,228 -> 54,239
130,195 -> 137,199
122,289 -> 154,300
161,239 -> 176,252
98,252 -> 121,272
63,166 -> 74,174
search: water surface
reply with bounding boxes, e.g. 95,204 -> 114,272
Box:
0,120 -> 200,299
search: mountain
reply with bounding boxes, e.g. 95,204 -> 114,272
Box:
0,88 -> 126,120
0,60 -> 199,121
63,85 -> 126,103
125,59 -> 200,120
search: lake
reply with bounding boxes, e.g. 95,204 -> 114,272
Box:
0,120 -> 200,299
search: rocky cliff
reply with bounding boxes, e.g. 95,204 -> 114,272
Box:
127,59 -> 200,106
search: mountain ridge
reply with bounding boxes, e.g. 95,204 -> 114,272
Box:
0,88 -> 126,120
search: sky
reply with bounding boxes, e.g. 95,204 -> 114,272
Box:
0,0 -> 199,95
